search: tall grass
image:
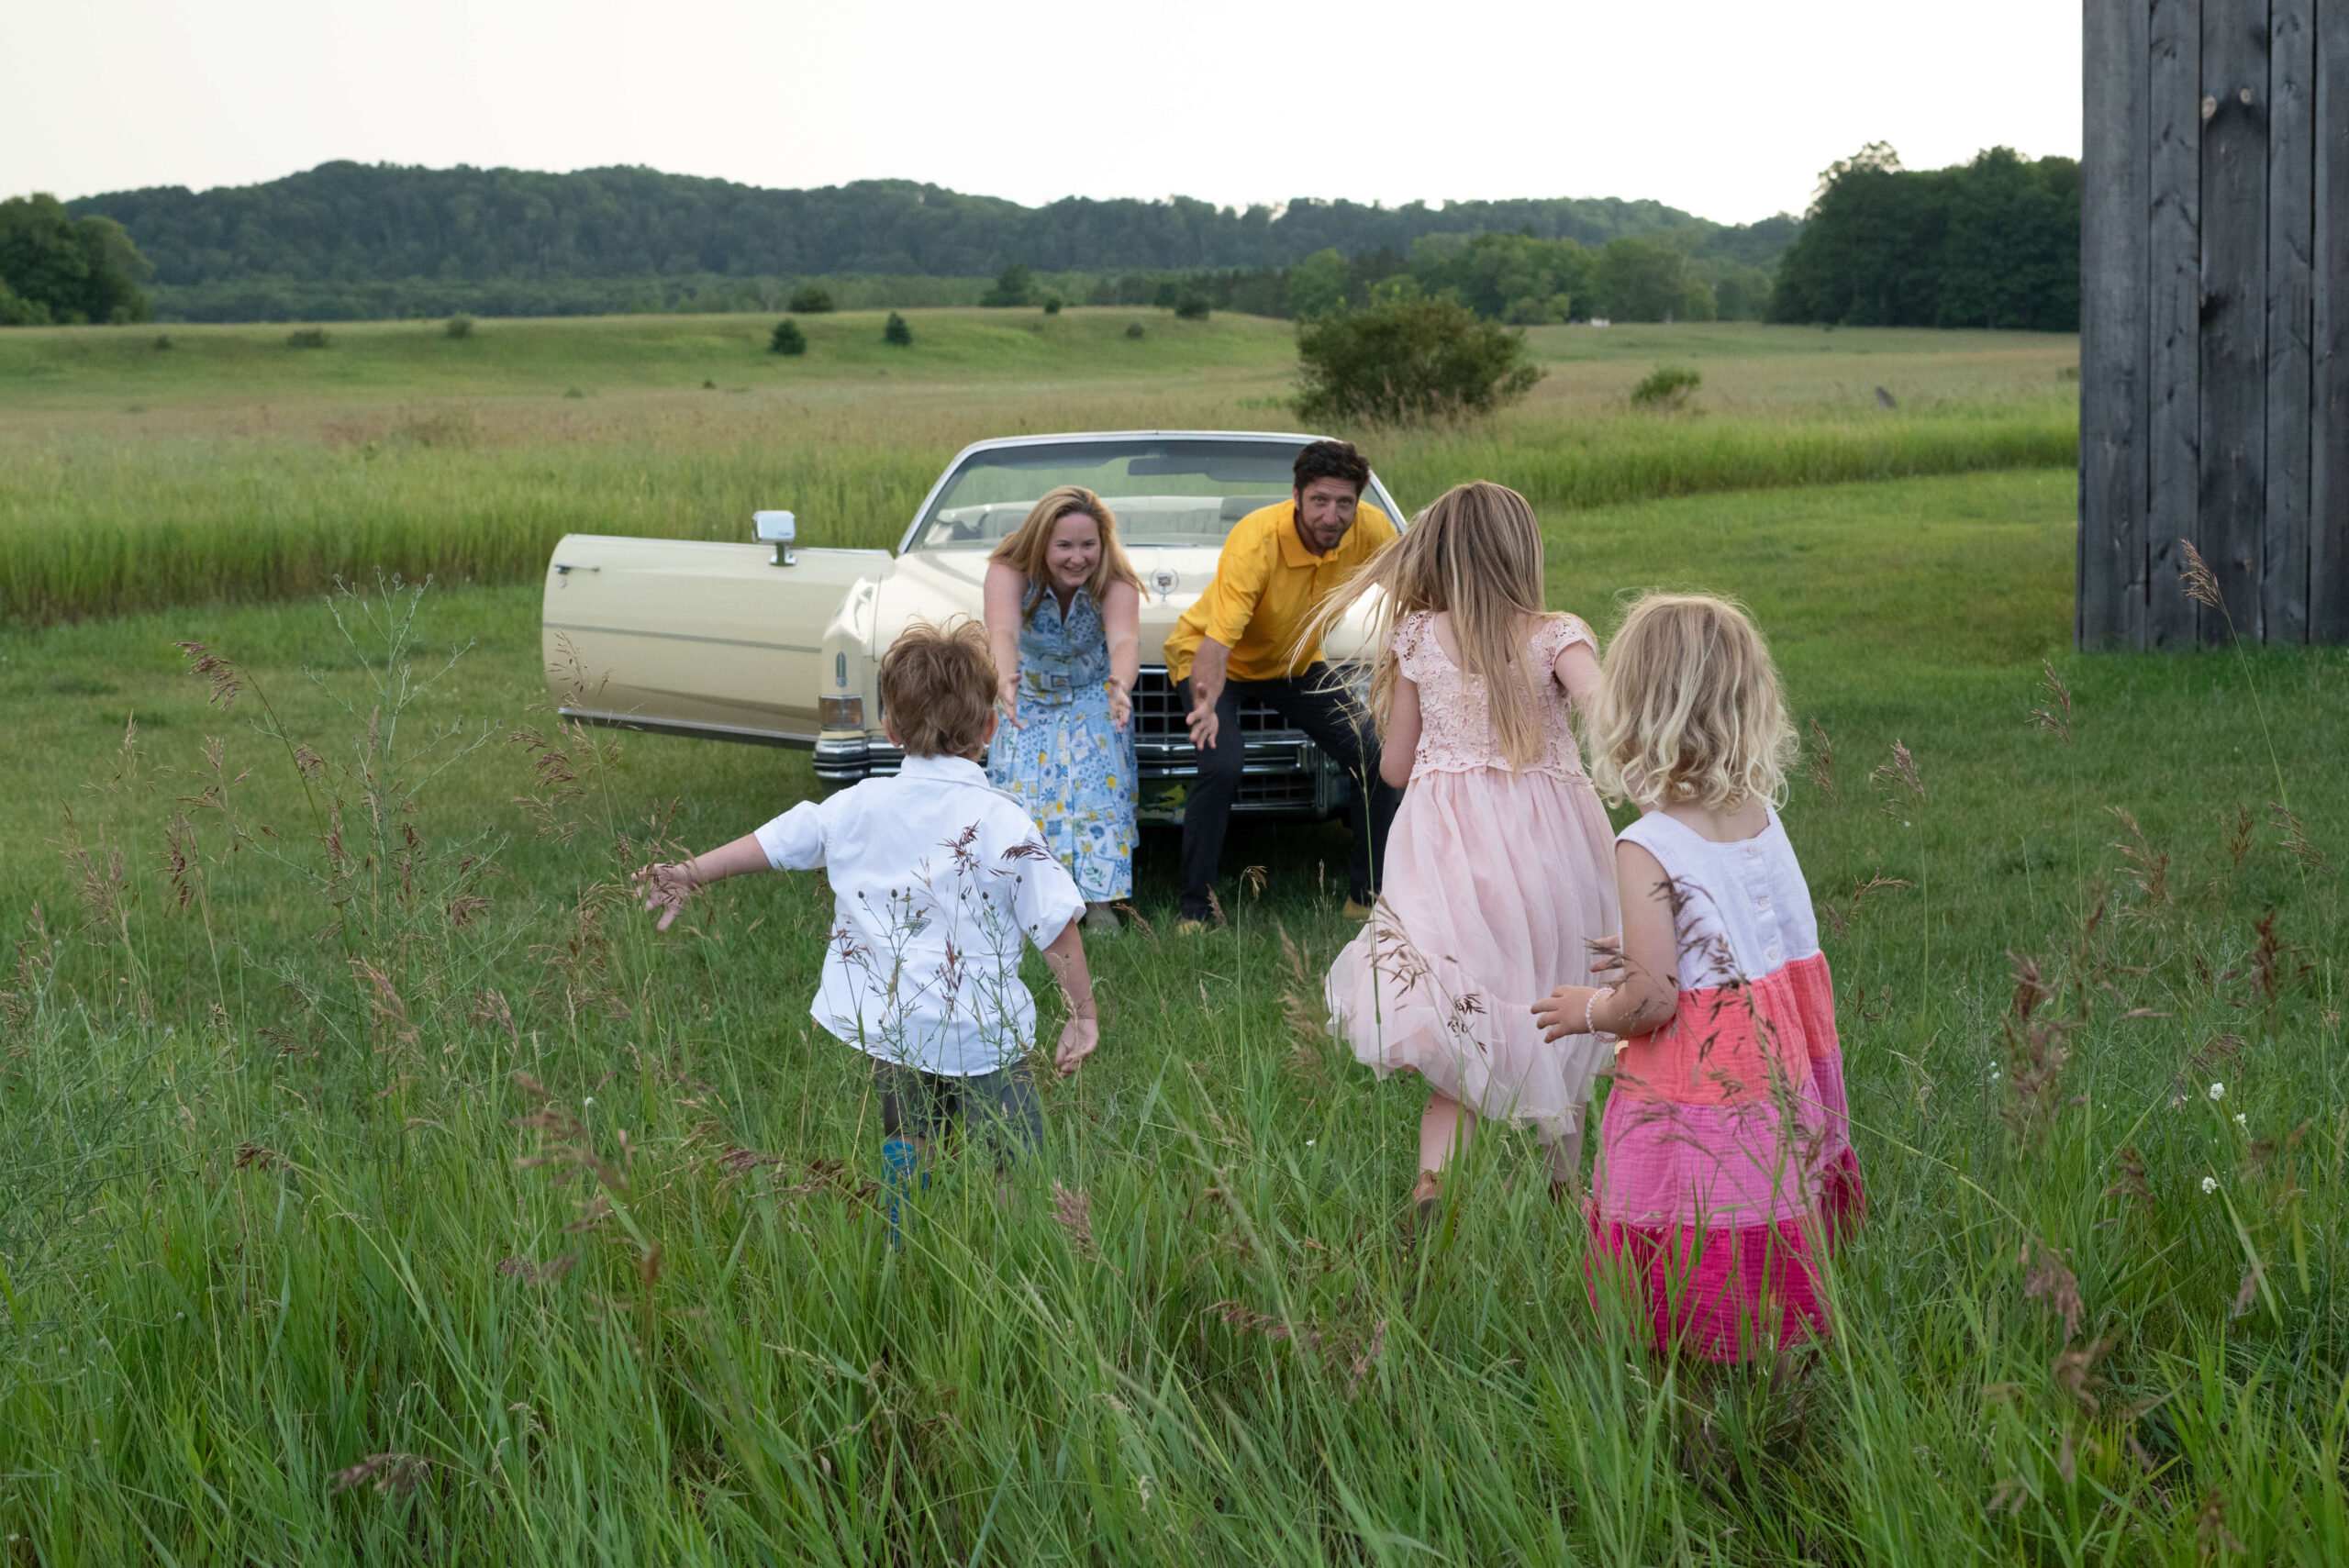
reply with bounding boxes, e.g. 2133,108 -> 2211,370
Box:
1,473 -> 2341,1562
0,317 -> 2077,623
0,404 -> 2076,625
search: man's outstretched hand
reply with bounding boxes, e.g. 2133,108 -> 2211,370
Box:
1185,693 -> 1219,751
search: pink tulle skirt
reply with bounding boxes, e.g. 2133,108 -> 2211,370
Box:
1324,764 -> 1619,1143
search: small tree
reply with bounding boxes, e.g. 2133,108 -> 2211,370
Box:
788,284 -> 836,314
770,318 -> 807,355
884,311 -> 912,347
1174,290 -> 1211,321
1125,321 -> 1146,339
1629,364 -> 1701,410
286,328 -> 329,349
980,264 -> 1034,307
1284,249 -> 1351,320
444,314 -> 473,339
1041,294 -> 1063,315
1293,298 -> 1541,426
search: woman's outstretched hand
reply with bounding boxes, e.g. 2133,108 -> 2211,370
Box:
996,673 -> 1023,728
1106,676 -> 1131,731
633,862 -> 697,930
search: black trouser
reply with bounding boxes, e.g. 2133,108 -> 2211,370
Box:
1180,665 -> 1399,920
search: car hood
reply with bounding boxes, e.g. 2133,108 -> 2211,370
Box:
872,545 -> 1383,666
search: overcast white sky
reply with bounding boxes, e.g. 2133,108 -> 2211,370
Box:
6,0 -> 2079,225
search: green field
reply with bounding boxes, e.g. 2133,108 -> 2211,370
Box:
3,317 -> 2343,1563
0,312 -> 2076,623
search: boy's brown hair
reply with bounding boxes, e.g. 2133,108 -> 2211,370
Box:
880,617 -> 998,758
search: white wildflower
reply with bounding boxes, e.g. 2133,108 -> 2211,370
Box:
2233,1113 -> 2247,1129
2208,1082 -> 2224,1101
2201,1176 -> 2218,1195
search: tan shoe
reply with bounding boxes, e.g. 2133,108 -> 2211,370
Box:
1342,898 -> 1375,920
1174,917 -> 1213,937
1408,1169 -> 1442,1238
1083,903 -> 1121,936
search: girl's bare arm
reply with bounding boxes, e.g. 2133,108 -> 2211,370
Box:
982,562 -> 1028,725
1553,639 -> 1602,711
633,834 -> 771,930
1531,839 -> 1679,1041
1101,578 -> 1141,729
1378,673 -> 1421,788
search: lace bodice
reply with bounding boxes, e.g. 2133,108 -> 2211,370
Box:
1395,609 -> 1596,779
1014,584 -> 1111,706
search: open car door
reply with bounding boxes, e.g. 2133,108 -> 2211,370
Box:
541,533 -> 890,744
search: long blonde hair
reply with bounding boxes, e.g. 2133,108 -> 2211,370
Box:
988,484 -> 1141,621
1588,593 -> 1795,810
1298,480 -> 1552,769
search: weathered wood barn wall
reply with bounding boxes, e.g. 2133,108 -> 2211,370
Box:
2080,0 -> 2349,647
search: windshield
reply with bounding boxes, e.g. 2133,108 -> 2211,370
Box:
907,437 -> 1400,551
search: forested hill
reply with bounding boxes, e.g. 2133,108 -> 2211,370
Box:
67,161 -> 1787,286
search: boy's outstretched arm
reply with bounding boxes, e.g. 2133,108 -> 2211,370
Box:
634,834 -> 773,930
1040,917 -> 1098,1075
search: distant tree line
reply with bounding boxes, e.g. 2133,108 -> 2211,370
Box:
19,150 -> 2081,333
0,195 -> 150,324
66,161 -> 1792,288
1768,145 -> 2080,331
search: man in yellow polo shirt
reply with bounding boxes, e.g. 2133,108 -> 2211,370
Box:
1164,439 -> 1401,929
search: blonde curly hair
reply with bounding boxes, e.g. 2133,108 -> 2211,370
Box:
1588,593 -> 1795,810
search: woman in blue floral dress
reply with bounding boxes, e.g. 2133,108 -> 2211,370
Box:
984,485 -> 1143,933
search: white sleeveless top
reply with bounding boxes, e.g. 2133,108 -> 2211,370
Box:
1615,806 -> 1820,989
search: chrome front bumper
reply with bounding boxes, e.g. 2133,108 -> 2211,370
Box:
813,666 -> 1354,821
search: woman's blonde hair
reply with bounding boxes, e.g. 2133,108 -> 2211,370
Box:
1297,480 -> 1552,769
988,484 -> 1141,620
1587,593 -> 1795,810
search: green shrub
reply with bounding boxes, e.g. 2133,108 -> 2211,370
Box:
285,328 -> 329,349
1294,298 -> 1541,426
1042,295 -> 1063,315
770,318 -> 807,355
883,311 -> 912,347
151,333 -> 173,350
1630,364 -> 1702,410
787,285 -> 835,314
1125,321 -> 1145,339
1174,292 -> 1210,321
444,314 -> 474,339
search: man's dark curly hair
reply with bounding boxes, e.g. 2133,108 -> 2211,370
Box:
1292,439 -> 1370,496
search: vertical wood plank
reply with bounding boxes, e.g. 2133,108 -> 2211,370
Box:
2147,0 -> 2204,648
2199,0 -> 2272,643
2315,0 -> 2349,641
2266,0 -> 2316,642
2081,0 -> 2153,649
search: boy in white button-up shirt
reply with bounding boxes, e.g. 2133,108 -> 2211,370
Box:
635,621 -> 1097,1195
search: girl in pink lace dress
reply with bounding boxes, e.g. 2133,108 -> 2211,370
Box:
1533,594 -> 1863,1361
1310,482 -> 1620,1223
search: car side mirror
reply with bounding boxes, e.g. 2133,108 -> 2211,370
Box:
754,510 -> 796,567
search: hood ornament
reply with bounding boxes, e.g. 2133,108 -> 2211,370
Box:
1150,566 -> 1180,604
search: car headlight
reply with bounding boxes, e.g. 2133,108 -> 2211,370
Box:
818,695 -> 864,728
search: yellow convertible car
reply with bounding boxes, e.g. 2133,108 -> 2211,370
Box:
540,430 -> 1407,823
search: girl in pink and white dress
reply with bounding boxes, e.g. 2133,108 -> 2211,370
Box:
1535,593 -> 1864,1362
1310,481 -> 1620,1223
